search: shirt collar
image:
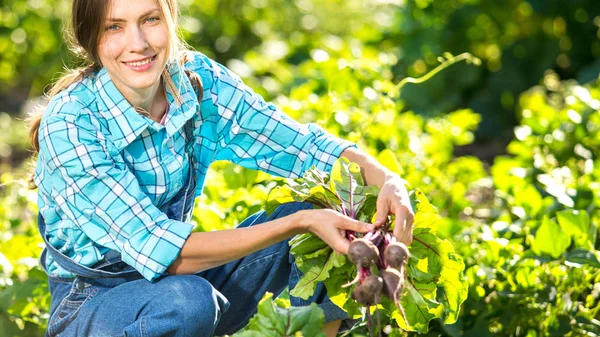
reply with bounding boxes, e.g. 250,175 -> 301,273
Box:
94,60 -> 199,151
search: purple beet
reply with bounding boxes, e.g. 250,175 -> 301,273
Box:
381,267 -> 408,326
384,242 -> 409,269
380,267 -> 403,303
348,238 -> 380,267
351,275 -> 383,306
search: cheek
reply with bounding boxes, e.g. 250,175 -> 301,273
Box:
97,37 -> 123,63
146,26 -> 169,50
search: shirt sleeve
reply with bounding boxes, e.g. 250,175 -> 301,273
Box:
38,103 -> 194,282
188,52 -> 358,178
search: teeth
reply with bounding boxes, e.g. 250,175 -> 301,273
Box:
126,57 -> 152,67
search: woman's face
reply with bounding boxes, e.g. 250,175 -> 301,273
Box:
98,0 -> 168,97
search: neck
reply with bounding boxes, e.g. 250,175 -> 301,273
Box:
111,75 -> 168,122
134,81 -> 168,122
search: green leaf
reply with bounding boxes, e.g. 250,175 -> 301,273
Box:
409,227 -> 468,327
265,165 -> 344,216
556,209 -> 589,236
556,209 -> 591,248
290,258 -> 329,299
290,247 -> 346,299
306,185 -> 342,211
265,184 -> 309,216
414,189 -> 438,214
531,216 -> 571,258
233,292 -> 326,337
412,189 -> 441,233
330,157 -> 371,216
331,157 -> 365,187
354,194 -> 378,223
392,283 -> 442,333
322,263 -> 363,318
284,305 -> 327,336
565,249 -> 600,268
289,233 -> 328,256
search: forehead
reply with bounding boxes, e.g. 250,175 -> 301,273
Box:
106,0 -> 161,20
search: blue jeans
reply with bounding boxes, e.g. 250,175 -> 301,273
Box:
41,199 -> 349,336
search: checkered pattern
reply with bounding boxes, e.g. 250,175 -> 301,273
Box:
34,51 -> 357,282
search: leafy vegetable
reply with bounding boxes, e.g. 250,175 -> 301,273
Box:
232,292 -> 326,337
265,158 -> 468,334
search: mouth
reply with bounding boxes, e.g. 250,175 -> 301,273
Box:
122,55 -> 157,72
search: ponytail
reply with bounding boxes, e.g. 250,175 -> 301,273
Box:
26,65 -> 99,189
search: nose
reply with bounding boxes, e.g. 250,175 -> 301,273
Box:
125,25 -> 149,53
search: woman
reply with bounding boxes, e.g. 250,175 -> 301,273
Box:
28,0 -> 414,336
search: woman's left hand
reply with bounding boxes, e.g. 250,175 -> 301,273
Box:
373,174 -> 414,245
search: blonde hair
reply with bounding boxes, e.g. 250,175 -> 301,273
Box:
27,0 -> 186,188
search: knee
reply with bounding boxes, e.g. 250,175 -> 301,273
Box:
158,275 -> 229,335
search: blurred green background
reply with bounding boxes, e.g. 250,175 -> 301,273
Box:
1,0 -> 599,336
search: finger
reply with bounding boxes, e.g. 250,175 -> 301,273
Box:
331,236 -> 351,255
393,204 -> 412,245
405,211 -> 414,244
406,211 -> 415,228
374,197 -> 389,227
340,217 -> 375,233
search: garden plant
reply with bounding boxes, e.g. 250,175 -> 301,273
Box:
1,0 -> 599,336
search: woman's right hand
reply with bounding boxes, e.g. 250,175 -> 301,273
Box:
295,209 -> 375,255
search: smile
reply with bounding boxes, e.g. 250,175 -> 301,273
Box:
122,55 -> 157,72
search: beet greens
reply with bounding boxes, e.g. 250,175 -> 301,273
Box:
265,158 -> 468,335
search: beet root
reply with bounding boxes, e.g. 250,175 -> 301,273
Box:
384,242 -> 409,269
348,238 -> 380,267
381,268 -> 405,304
380,267 -> 408,325
351,275 -> 383,306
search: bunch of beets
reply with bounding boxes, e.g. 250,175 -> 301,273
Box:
344,227 -> 410,335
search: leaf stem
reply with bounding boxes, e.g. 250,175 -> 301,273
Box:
333,189 -> 349,216
392,52 -> 479,95
413,236 -> 440,257
349,173 -> 355,218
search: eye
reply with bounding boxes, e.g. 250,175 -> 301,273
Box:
145,16 -> 160,24
105,24 -> 119,31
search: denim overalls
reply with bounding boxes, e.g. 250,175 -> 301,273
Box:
38,122 -> 349,336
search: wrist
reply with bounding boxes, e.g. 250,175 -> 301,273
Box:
291,210 -> 310,234
374,169 -> 396,189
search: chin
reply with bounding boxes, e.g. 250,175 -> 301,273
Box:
132,80 -> 160,89
126,74 -> 162,90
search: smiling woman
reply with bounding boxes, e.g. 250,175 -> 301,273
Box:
98,1 -> 170,121
26,0 -> 414,336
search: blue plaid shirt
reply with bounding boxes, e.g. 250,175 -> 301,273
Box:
35,51 -> 357,282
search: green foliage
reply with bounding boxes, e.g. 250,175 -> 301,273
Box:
0,171 -> 47,337
3,0 -> 599,141
1,0 -> 599,336
232,292 -> 326,337
0,112 -> 30,167
450,78 -> 600,336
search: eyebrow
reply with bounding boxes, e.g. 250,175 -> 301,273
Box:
106,8 -> 160,23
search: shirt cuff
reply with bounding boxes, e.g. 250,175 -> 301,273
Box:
121,219 -> 195,282
304,128 -> 359,175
